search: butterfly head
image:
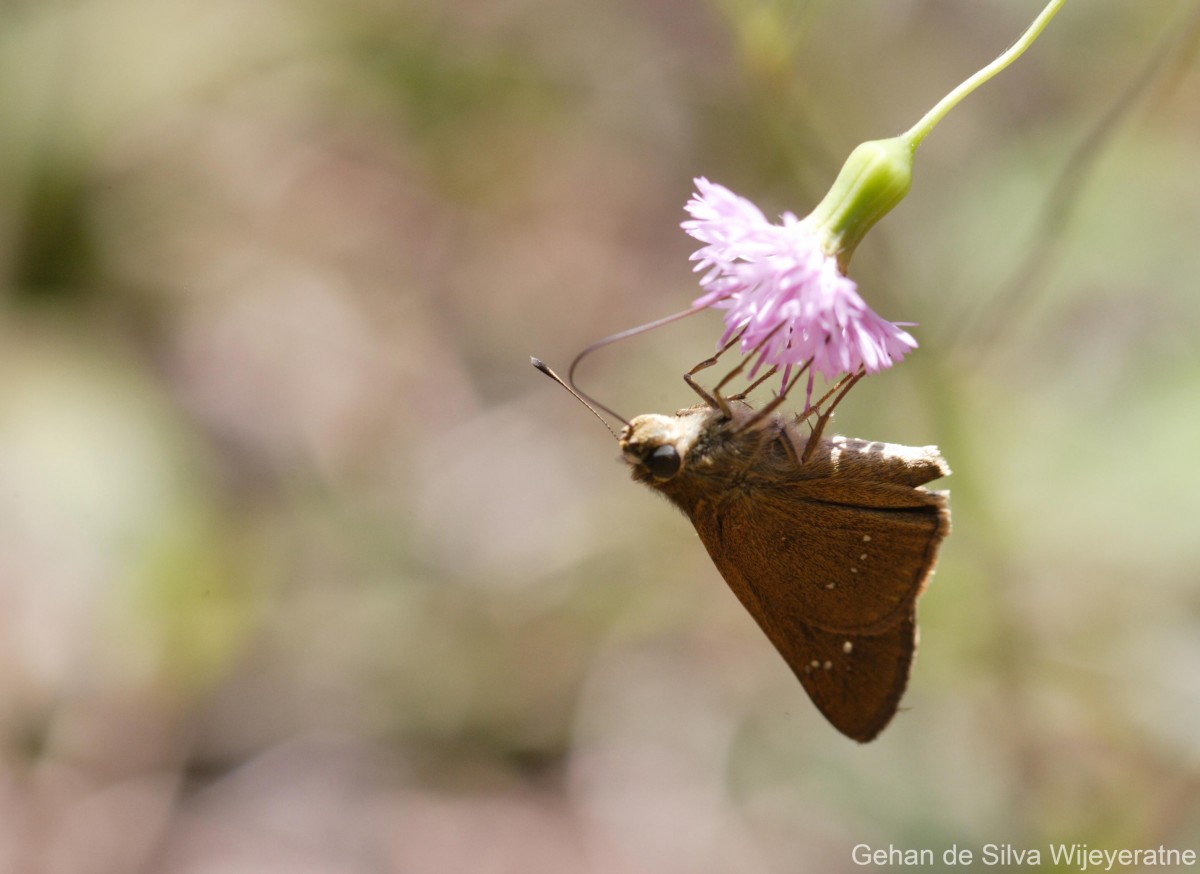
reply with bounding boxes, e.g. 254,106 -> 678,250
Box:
619,405 -> 735,483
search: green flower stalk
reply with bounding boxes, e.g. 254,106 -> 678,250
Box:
686,0 -> 1070,381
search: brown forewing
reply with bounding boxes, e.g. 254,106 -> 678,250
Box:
698,484 -> 948,634
661,426 -> 949,742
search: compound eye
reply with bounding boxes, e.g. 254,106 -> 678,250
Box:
644,444 -> 682,480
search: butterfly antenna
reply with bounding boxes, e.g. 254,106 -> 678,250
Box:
564,305 -> 708,415
549,307 -> 705,427
531,357 -> 624,437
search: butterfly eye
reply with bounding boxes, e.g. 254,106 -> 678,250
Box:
644,444 -> 682,479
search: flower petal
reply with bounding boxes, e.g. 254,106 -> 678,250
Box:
682,179 -> 916,380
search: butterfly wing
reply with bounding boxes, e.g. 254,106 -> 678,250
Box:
684,473 -> 948,741
777,608 -> 916,743
701,482 -> 948,634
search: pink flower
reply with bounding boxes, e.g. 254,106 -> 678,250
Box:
683,177 -> 916,382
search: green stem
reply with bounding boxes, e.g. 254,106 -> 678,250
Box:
901,0 -> 1070,151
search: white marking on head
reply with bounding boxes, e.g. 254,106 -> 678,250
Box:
862,534 -> 871,543
620,407 -> 723,470
843,641 -> 853,653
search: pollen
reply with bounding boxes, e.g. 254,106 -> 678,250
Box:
862,534 -> 872,543
843,641 -> 853,653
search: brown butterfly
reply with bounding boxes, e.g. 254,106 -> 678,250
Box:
534,355 -> 950,742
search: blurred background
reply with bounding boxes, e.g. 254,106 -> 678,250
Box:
2,0 -> 1198,870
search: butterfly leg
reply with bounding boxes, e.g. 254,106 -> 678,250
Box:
792,371 -> 852,424
728,366 -> 778,401
801,369 -> 866,463
732,353 -> 813,433
709,322 -> 789,402
683,328 -> 747,412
